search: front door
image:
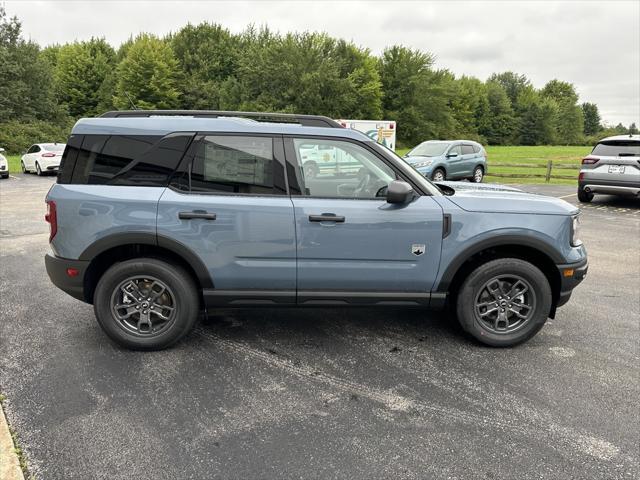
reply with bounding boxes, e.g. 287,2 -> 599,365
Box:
445,144 -> 464,178
285,136 -> 444,304
157,134 -> 297,304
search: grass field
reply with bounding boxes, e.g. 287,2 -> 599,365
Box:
396,145 -> 590,185
5,147 -> 590,184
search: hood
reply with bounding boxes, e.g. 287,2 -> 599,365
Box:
436,181 -> 522,193
404,154 -> 438,164
442,183 -> 578,215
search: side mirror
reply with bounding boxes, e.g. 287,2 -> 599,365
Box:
386,180 -> 414,204
446,152 -> 458,158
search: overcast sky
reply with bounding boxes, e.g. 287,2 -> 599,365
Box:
5,0 -> 639,126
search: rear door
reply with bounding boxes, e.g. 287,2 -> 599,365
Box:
157,134 -> 297,304
285,136 -> 444,304
460,144 -> 477,177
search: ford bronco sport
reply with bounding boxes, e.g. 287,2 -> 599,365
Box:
45,110 -> 588,350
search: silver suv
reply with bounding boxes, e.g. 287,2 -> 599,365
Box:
578,134 -> 640,202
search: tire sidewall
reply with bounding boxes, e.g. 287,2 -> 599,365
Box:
456,258 -> 552,347
432,168 -> 445,181
94,258 -> 199,350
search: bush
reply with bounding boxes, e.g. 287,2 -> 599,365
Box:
0,120 -> 74,154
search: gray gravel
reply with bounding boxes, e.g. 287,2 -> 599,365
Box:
1,174 -> 638,479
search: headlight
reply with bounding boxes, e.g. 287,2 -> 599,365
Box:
412,160 -> 433,168
571,215 -> 581,246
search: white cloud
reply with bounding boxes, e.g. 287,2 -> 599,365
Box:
5,0 -> 639,125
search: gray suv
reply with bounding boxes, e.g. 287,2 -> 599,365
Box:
45,110 -> 588,350
578,134 -> 640,202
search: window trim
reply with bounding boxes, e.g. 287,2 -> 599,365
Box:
167,132 -> 290,197
282,134 -> 427,200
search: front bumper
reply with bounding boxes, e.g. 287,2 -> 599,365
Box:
556,257 -> 588,307
45,254 -> 90,303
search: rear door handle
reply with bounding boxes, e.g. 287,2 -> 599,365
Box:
309,214 -> 345,223
179,210 -> 217,220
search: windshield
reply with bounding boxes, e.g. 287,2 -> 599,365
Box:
43,144 -> 65,152
592,142 -> 640,157
407,142 -> 450,157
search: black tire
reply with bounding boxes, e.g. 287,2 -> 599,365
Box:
455,258 -> 551,347
93,258 -> 200,350
0,174 -> 8,179
577,187 -> 593,203
21,161 -> 27,174
431,168 -> 446,182
471,166 -> 484,183
36,162 -> 42,176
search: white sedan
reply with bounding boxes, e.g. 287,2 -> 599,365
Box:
0,148 -> 8,179
21,143 -> 66,176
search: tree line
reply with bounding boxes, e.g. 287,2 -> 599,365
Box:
0,7 -> 637,153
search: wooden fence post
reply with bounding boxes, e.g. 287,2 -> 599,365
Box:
545,160 -> 552,183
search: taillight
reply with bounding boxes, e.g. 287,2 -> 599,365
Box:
582,156 -> 598,164
45,200 -> 57,242
42,152 -> 56,157
579,172 -> 585,181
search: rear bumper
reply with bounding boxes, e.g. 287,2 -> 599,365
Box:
556,257 -> 589,307
45,254 -> 89,303
580,181 -> 639,196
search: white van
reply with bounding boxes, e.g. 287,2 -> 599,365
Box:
338,120 -> 397,151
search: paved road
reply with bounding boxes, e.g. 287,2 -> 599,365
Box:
1,174 -> 638,479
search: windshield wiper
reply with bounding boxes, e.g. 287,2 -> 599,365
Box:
618,153 -> 638,157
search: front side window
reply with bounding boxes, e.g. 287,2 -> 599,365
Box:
447,145 -> 462,156
172,135 -> 285,195
291,138 -> 396,199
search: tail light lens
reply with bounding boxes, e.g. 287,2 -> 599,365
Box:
579,172 -> 585,181
42,152 -> 56,157
582,156 -> 598,165
45,200 -> 57,242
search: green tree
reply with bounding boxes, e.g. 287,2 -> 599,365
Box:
581,102 -> 601,136
172,22 -> 240,109
225,29 -> 382,119
113,34 -> 181,109
628,122 -> 638,134
54,38 -> 115,117
379,45 -> 456,145
480,81 -> 515,145
0,7 -> 61,122
488,71 -> 531,105
449,76 -> 489,141
541,80 -> 583,144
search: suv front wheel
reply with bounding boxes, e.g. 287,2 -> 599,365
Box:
456,258 -> 551,347
94,258 -> 199,350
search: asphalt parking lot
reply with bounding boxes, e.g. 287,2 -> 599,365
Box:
0,173 -> 638,479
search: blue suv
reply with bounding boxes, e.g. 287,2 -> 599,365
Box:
404,140 -> 487,182
45,110 -> 587,350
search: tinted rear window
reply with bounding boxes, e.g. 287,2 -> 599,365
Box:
592,141 -> 640,157
66,133 -> 193,186
170,135 -> 286,195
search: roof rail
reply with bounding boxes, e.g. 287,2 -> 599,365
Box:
99,110 -> 342,128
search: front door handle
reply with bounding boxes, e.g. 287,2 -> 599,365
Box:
179,210 -> 217,220
309,214 -> 345,223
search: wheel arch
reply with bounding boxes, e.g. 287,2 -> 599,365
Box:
437,237 -> 563,317
80,233 -> 213,304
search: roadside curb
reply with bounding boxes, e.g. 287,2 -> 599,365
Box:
0,402 -> 25,480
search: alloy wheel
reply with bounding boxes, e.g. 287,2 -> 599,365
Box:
474,274 -> 536,334
110,276 -> 177,336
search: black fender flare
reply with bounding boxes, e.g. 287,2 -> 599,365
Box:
79,232 -> 213,288
434,234 -> 564,293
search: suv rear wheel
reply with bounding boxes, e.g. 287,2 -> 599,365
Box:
93,258 -> 199,350
456,258 -> 551,347
577,187 -> 594,203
